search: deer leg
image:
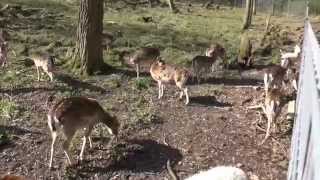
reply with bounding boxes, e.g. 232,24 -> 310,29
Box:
184,88 -> 189,105
63,138 -> 73,165
88,137 -> 93,149
260,100 -> 275,145
161,84 -> 165,98
62,131 -> 75,165
264,73 -> 269,92
136,64 -> 140,78
36,66 -> 40,81
158,81 -> 162,99
79,136 -> 86,161
49,131 -> 57,168
292,79 -> 298,91
179,90 -> 184,99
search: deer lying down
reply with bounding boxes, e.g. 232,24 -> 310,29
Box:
30,53 -> 55,81
150,59 -> 190,104
192,43 -> 226,84
47,97 -> 120,168
124,47 -> 160,78
185,166 -> 248,180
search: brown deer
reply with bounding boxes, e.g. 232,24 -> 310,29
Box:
260,88 -> 281,145
205,43 -> 227,67
121,47 -> 160,78
264,58 -> 298,93
150,59 -> 190,104
237,34 -> 253,68
30,53 -> 55,81
192,43 -> 226,84
47,97 -> 120,168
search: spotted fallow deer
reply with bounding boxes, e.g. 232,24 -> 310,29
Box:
47,96 -> 120,168
150,59 -> 190,104
126,47 -> 160,78
30,53 -> 55,81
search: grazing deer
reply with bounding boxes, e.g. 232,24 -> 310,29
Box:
150,59 -> 190,104
30,53 -> 55,81
47,97 -> 120,168
192,43 -> 226,84
122,47 -> 160,78
185,166 -> 248,180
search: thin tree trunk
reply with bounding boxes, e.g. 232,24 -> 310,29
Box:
71,0 -> 104,76
287,0 -> 291,16
271,0 -> 275,16
242,0 -> 253,30
253,0 -> 256,15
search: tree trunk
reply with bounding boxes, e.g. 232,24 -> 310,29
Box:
271,0 -> 275,16
253,0 -> 256,15
287,0 -> 291,16
242,0 -> 253,30
71,0 -> 104,76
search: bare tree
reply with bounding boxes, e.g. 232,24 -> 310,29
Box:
70,0 -> 104,75
242,0 -> 253,30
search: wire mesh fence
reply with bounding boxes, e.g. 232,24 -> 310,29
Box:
287,13 -> 320,180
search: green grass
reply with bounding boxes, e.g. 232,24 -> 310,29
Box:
0,98 -> 19,120
104,6 -> 244,66
134,77 -> 152,90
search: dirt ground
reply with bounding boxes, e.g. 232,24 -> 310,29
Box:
0,2 -> 305,180
0,67 -> 294,180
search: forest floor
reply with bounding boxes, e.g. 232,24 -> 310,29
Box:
0,1 -> 305,179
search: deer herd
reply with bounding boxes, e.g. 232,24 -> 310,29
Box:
0,26 -> 302,179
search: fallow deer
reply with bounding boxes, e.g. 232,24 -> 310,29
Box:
260,88 -> 281,145
47,96 -> 120,168
30,53 -> 55,81
121,47 -> 160,78
192,43 -> 226,84
150,59 -> 190,104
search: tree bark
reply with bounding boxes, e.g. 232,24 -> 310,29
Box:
253,0 -> 256,15
242,0 -> 253,30
71,0 -> 104,76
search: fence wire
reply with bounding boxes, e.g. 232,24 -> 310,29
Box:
287,17 -> 320,180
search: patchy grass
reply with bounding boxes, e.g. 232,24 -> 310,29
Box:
134,77 -> 152,90
0,98 -> 19,121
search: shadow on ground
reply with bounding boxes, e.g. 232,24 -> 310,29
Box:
69,139 -> 182,178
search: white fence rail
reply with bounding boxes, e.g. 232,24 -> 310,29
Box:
287,20 -> 320,180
